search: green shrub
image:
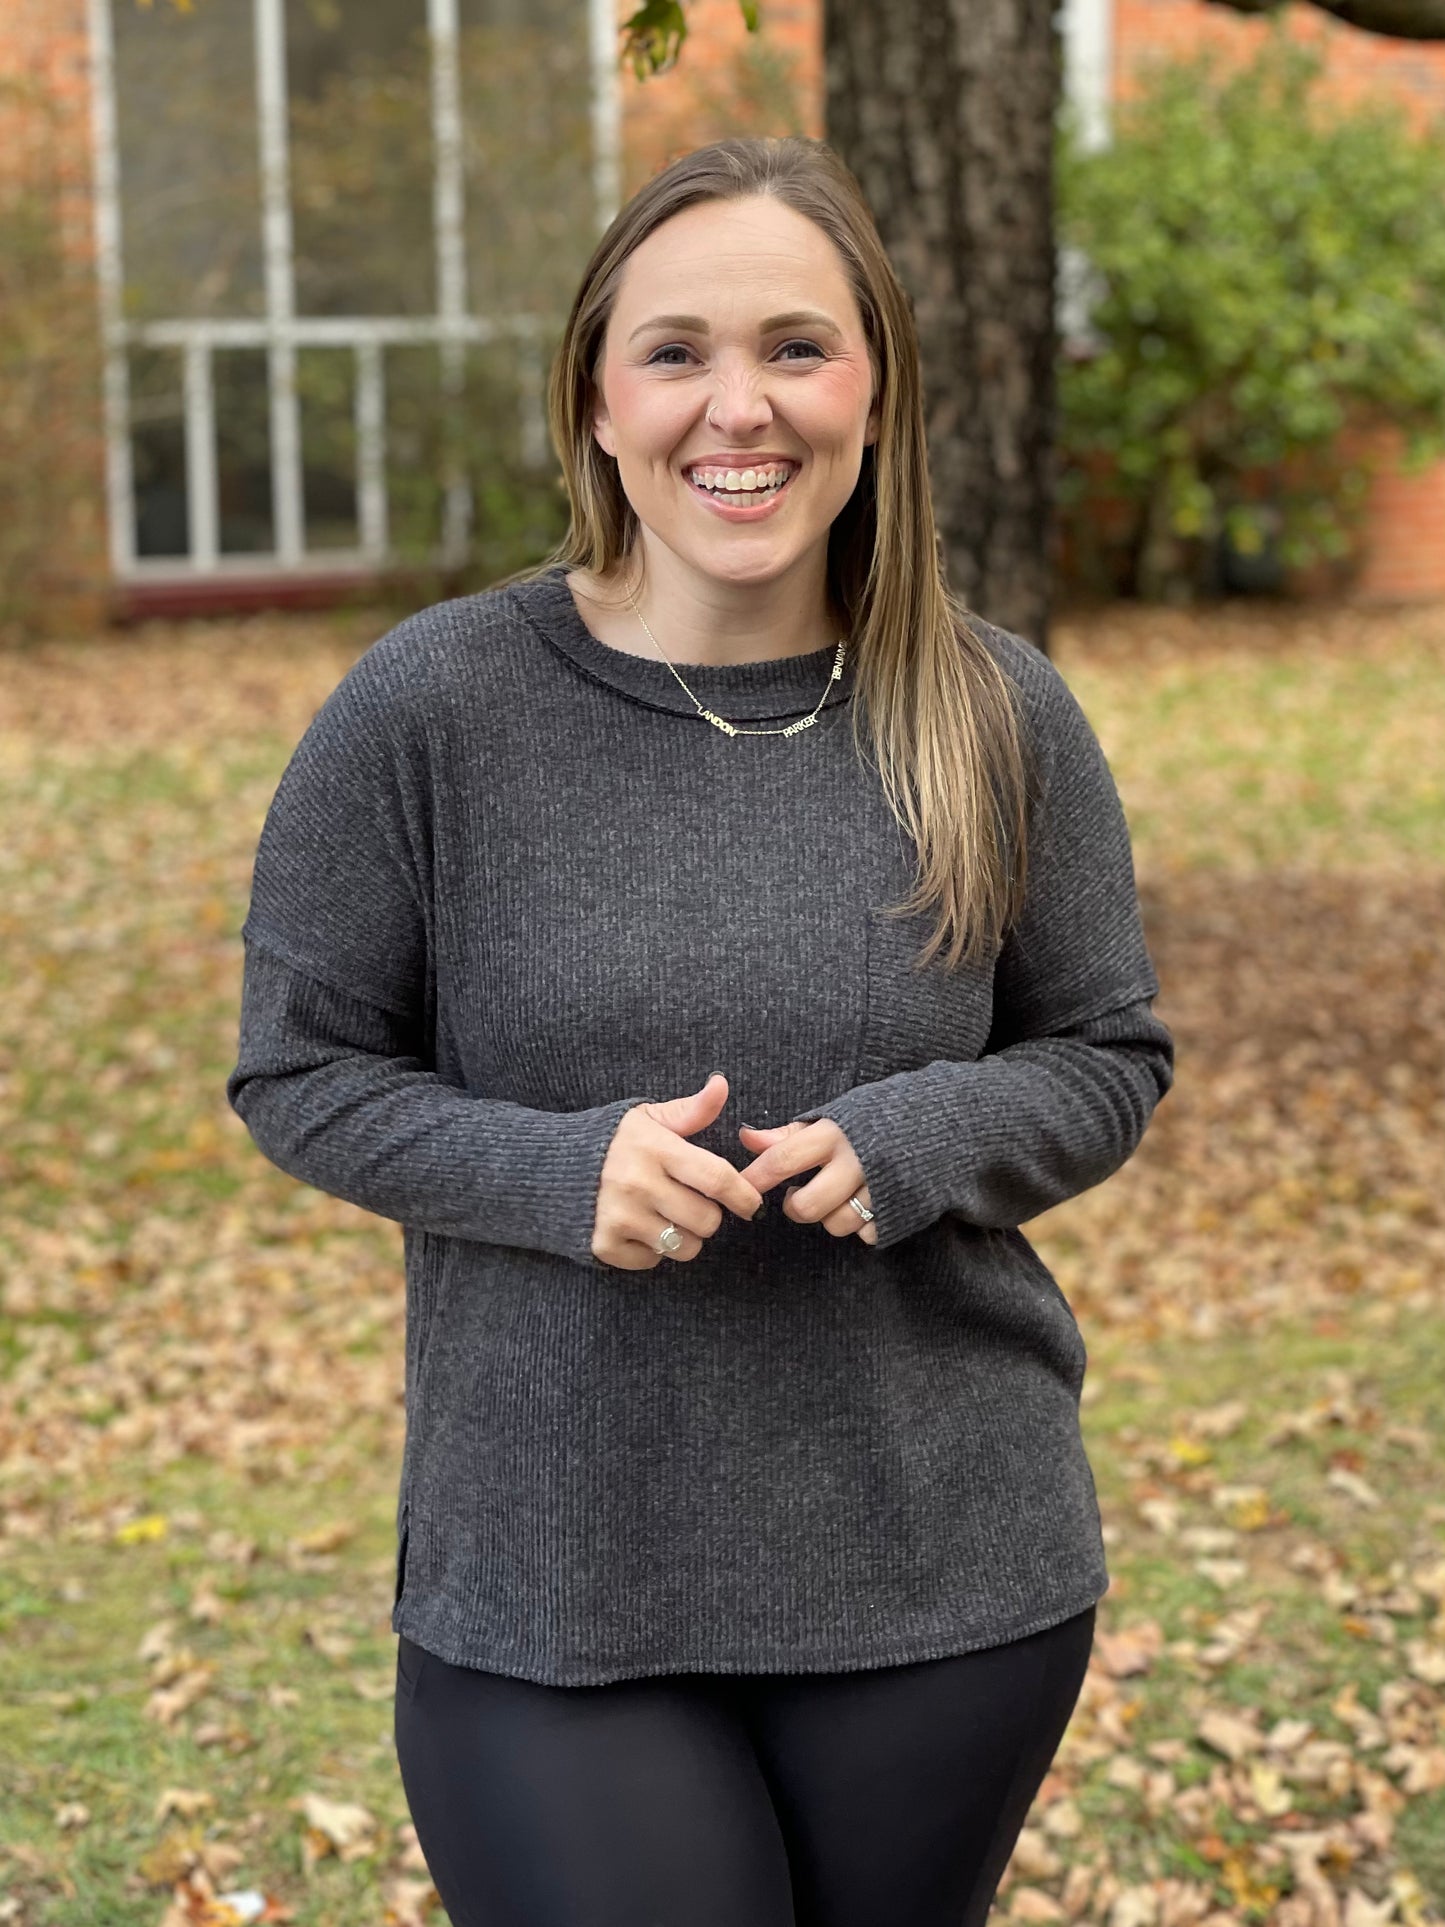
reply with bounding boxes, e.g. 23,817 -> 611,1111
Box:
1056,29 -> 1445,601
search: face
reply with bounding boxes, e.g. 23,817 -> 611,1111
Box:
590,194 -> 881,591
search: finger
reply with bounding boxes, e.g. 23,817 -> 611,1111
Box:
821,1196 -> 878,1244
665,1143 -> 764,1222
784,1158 -> 868,1227
646,1172 -> 731,1240
736,1118 -> 835,1194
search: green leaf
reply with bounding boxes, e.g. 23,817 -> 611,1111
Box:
618,0 -> 689,79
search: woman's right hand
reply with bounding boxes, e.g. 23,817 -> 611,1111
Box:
592,1074 -> 765,1269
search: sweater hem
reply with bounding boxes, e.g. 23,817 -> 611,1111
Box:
390,1579 -> 1109,1687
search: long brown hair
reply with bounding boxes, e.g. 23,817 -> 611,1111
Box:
498,134 -> 1035,973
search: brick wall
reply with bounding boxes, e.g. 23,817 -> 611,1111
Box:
1,0 -> 108,623
617,0 -> 823,194
1111,0 -> 1445,598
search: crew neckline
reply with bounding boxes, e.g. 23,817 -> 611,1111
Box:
506,562 -> 857,722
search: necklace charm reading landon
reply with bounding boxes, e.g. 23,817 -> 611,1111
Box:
625,579 -> 848,738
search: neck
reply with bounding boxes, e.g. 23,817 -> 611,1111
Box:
587,541 -> 843,668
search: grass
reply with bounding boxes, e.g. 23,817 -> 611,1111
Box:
1,594 -> 1442,1925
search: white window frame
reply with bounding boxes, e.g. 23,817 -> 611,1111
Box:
1058,0 -> 1114,351
85,0 -> 621,583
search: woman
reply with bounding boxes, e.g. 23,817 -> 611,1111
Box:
228,135 -> 1173,1927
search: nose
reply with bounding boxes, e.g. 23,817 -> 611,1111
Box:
705,368 -> 774,439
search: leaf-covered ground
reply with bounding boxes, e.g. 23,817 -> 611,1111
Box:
0,596 -> 1441,1927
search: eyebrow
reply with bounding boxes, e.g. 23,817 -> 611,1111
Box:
627,310 -> 844,344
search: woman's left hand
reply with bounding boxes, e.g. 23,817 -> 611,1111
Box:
736,1118 -> 878,1245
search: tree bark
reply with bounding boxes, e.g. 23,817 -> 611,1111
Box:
824,0 -> 1063,652
1206,0 -> 1445,38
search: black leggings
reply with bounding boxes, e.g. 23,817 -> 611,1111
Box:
394,1602 -> 1095,1927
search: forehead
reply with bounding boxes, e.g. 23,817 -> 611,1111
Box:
613,196 -> 857,317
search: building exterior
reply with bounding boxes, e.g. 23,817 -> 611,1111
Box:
2,0 -> 1441,615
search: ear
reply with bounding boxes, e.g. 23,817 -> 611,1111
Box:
864,392 -> 881,448
591,383 -> 617,461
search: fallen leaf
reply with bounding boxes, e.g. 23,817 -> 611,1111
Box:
1110,1886 -> 1161,1927
1248,1761 -> 1293,1815
295,1791 -> 377,1866
1093,1620 -> 1164,1678
1194,1557 -> 1249,1588
145,1665 -> 216,1728
1266,1717 -> 1315,1753
1327,1469 -> 1383,1509
292,1522 -> 357,1555
1040,1798 -> 1083,1838
1402,1640 -> 1445,1686
1010,1889 -> 1068,1922
155,1789 -> 216,1822
1197,1708 -> 1264,1760
1342,1888 -> 1397,1927
1007,1828 -> 1064,1881
114,1512 -> 168,1544
1210,1483 -> 1275,1531
379,1874 -> 439,1927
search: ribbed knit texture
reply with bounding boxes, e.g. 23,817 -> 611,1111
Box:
226,562 -> 1174,1686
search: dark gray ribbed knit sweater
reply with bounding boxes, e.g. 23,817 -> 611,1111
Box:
226,561 -> 1173,1686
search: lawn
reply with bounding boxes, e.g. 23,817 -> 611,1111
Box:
0,595 -> 1442,1927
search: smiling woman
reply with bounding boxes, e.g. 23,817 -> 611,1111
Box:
229,133 -> 1174,1927
567,193 -> 881,658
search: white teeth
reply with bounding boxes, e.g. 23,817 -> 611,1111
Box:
687,465 -> 792,499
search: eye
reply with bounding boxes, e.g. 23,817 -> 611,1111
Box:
643,339 -> 827,366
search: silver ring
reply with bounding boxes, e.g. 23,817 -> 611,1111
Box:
656,1224 -> 684,1256
847,1195 -> 875,1223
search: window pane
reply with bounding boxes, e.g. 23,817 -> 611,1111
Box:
112,2 -> 263,321
287,0 -> 436,317
458,0 -> 598,324
129,347 -> 188,558
386,345 -> 447,556
462,338 -> 570,580
297,347 -> 359,551
214,350 -> 273,555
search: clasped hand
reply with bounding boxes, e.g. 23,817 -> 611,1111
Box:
736,1116 -> 878,1244
592,1071 -> 877,1271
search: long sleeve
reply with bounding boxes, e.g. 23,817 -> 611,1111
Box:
796,634 -> 1174,1249
225,636 -> 649,1269
227,939 -> 648,1267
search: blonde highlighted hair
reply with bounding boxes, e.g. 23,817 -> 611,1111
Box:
499,134 -> 1036,973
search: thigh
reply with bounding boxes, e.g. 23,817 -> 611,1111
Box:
738,1605 -> 1097,1927
393,1635 -> 797,1927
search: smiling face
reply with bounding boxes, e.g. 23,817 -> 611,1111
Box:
589,193 -> 881,594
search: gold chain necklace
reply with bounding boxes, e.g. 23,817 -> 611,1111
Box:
624,578 -> 848,738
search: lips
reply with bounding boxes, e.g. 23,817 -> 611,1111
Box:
683,466 -> 798,508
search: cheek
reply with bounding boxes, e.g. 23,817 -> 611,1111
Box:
606,371 -> 692,459
795,366 -> 875,447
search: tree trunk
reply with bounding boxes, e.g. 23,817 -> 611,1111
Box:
824,0 -> 1062,653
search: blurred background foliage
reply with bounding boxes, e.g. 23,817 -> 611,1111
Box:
1056,30 -> 1445,603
